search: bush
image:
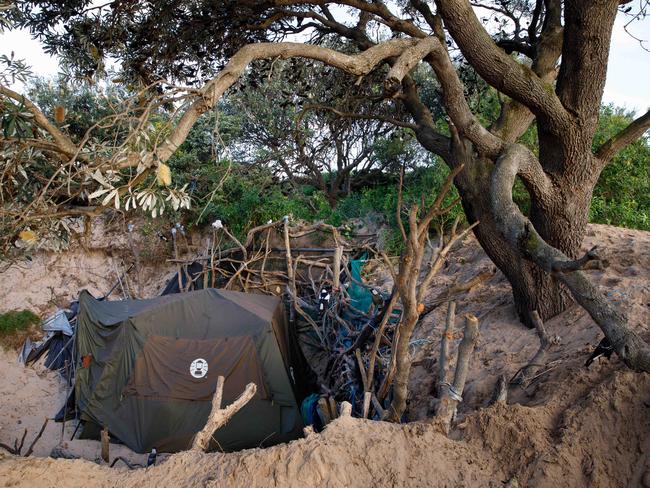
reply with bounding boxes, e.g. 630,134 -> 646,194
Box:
590,106 -> 650,230
0,310 -> 40,335
163,105 -> 649,251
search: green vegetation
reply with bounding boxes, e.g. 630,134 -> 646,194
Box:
590,106 -> 650,230
0,309 -> 40,335
14,78 -> 649,256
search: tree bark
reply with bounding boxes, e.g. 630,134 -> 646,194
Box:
438,139 -> 573,325
385,308 -> 419,422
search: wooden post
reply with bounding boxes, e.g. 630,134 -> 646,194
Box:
436,314 -> 479,433
339,401 -> 352,417
101,426 -> 109,463
438,301 -> 456,397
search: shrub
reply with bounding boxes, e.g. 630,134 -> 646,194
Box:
0,309 -> 40,335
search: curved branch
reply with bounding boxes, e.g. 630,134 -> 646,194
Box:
595,109 -> 650,164
400,77 -> 453,162
436,0 -> 571,133
491,143 -> 650,373
126,39 -> 420,171
0,85 -> 78,157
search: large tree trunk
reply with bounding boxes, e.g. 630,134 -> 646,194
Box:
449,141 -> 594,326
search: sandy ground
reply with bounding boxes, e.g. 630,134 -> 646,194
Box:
0,223 -> 648,487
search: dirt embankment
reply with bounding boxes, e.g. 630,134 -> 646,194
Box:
0,223 -> 648,487
0,217 -> 182,315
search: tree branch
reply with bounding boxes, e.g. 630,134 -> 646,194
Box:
595,109 -> 650,163
120,39 -> 420,171
435,0 -> 571,133
0,85 -> 79,157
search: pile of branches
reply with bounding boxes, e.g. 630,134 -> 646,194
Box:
168,217 -> 398,417
167,167 -> 494,428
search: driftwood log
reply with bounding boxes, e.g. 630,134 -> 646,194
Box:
192,377 -> 256,452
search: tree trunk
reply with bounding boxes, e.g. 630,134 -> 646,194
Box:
449,142 -> 592,326
385,310 -> 418,422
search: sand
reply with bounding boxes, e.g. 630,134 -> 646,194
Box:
0,218 -> 177,315
0,223 -> 648,487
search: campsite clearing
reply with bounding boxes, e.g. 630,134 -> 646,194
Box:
0,223 -> 648,487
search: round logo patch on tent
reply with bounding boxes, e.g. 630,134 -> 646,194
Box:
190,358 -> 208,378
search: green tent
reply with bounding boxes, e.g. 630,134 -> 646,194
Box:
74,288 -> 303,453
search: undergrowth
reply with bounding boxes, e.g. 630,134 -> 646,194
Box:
0,310 -> 41,349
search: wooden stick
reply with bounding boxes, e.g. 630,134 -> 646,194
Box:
377,338 -> 398,403
0,429 -> 26,455
333,245 -> 343,291
340,401 -> 352,417
316,397 -> 332,426
283,218 -> 294,290
172,230 -> 183,292
362,392 -> 372,419
192,382 -> 256,451
328,396 -> 338,420
355,348 -> 369,392
213,376 -> 225,410
438,301 -> 456,396
100,426 -> 109,463
371,393 -> 385,418
221,226 -> 247,261
436,314 -> 479,433
366,292 -> 398,390
421,268 -> 494,316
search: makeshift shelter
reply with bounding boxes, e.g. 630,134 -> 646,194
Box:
74,288 -> 304,453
